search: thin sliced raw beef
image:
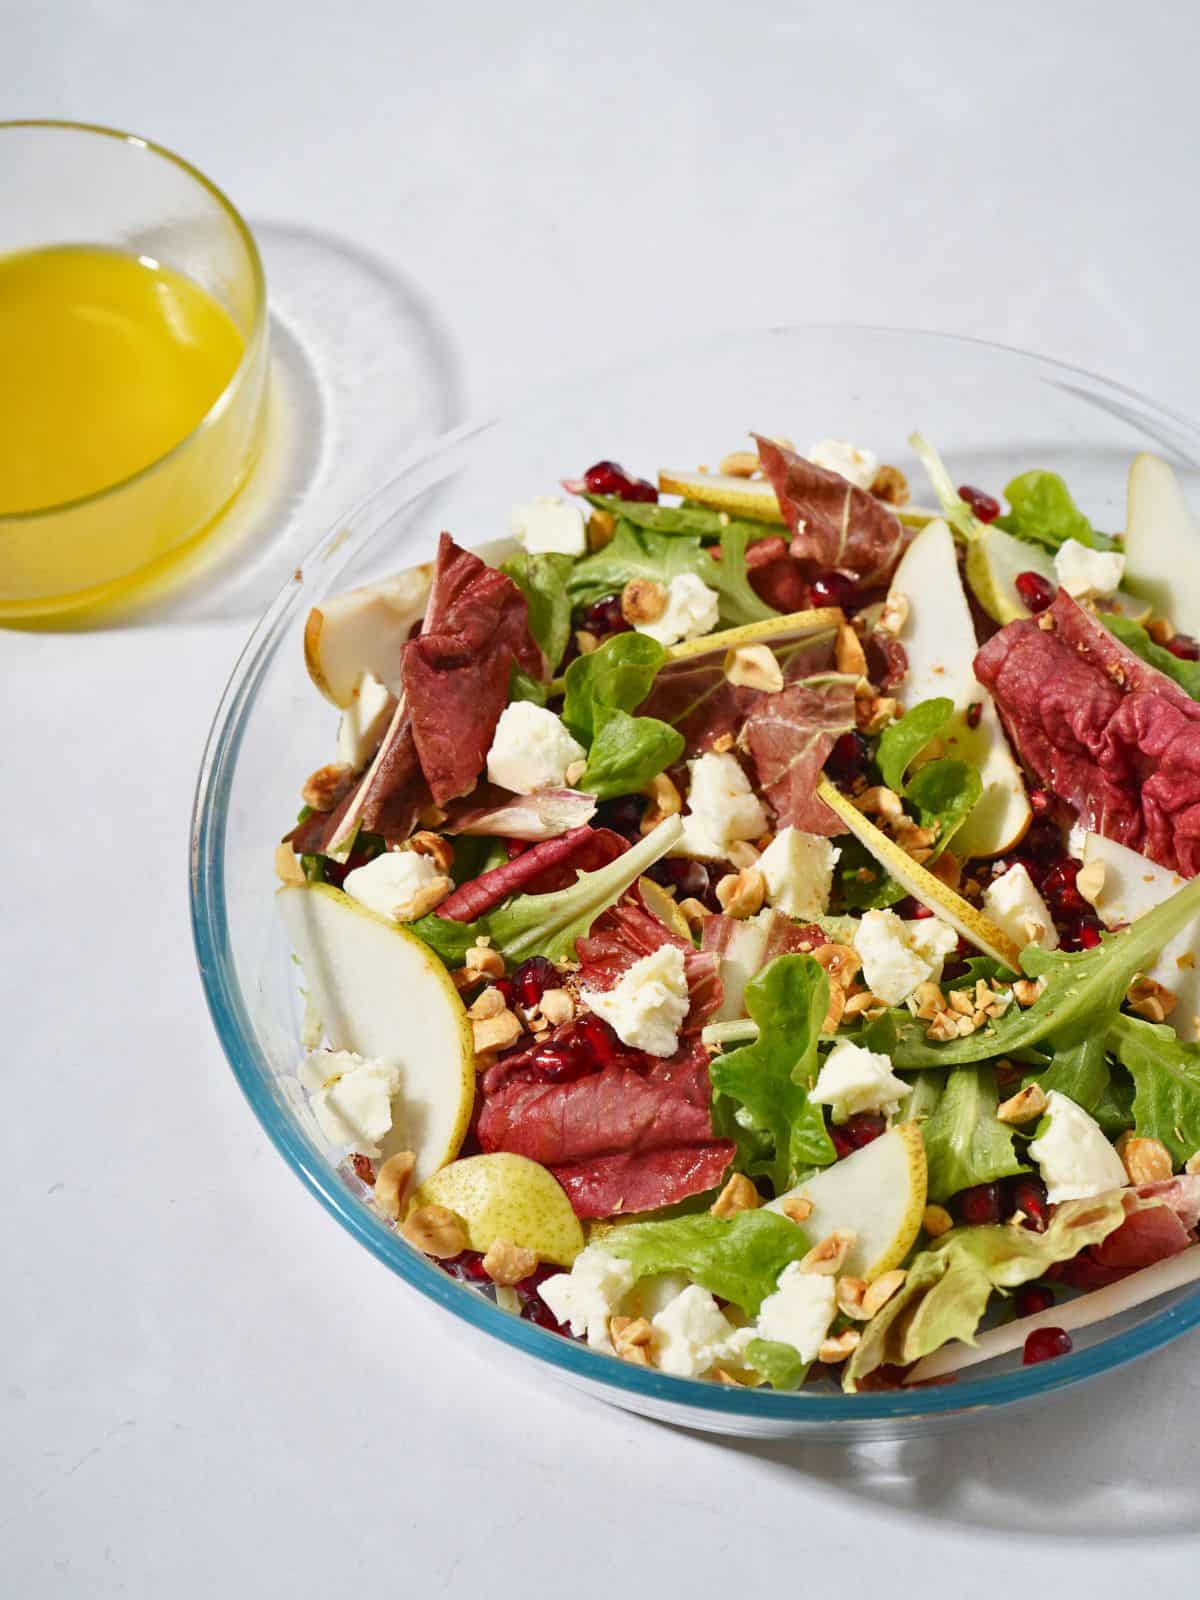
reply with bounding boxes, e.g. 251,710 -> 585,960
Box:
637,624 -> 838,755
477,1039 -> 734,1218
1058,1179 -> 1199,1289
576,896 -> 723,1032
742,676 -> 858,835
402,533 -> 545,807
436,826 -> 626,922
442,786 -> 597,840
754,435 -> 910,589
974,590 -> 1200,876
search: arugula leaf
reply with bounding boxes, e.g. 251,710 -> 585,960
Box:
603,1209 -> 811,1316
863,870 -> 1200,1067
1106,1012 -> 1200,1164
566,522 -> 709,610
501,551 -> 573,673
743,1339 -> 808,1390
995,470 -> 1112,552
584,494 -> 732,538
408,814 -> 683,965
904,757 -> 982,853
579,705 -> 684,801
1023,1033 -> 1111,1116
836,836 -> 906,910
562,632 -> 668,741
920,1065 -> 1026,1202
709,955 -> 838,1195
844,1192 -> 1130,1390
1102,613 -> 1200,701
877,698 -> 954,791
701,523 -> 779,627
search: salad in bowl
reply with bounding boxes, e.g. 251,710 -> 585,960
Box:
272,428 -> 1200,1397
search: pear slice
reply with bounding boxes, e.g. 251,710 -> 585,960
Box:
409,1152 -> 585,1267
658,467 -> 939,530
965,521 -> 1149,627
279,883 -> 476,1183
890,519 -> 1031,857
1125,452 -> 1200,633
768,1123 -> 927,1280
1080,831 -> 1200,1041
817,777 -> 1023,970
663,607 -> 843,664
304,535 -> 519,707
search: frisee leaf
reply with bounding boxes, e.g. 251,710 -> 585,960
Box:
602,1209 -> 811,1316
1106,1012 -> 1200,1164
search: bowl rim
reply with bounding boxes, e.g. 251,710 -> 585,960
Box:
191,324 -> 1200,1425
0,118 -> 268,524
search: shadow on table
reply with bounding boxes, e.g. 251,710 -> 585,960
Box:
16,221 -> 462,633
680,1329 -> 1200,1539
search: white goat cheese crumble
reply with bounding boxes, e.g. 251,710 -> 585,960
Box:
297,1050 -> 402,1157
809,1040 -> 910,1124
581,944 -> 690,1058
634,572 -> 721,648
1028,1091 -> 1128,1203
486,701 -> 586,794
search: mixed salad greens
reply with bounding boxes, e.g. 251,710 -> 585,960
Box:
278,433 -> 1200,1394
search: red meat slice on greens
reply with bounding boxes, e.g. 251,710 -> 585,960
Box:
742,676 -> 858,835
974,589 -> 1200,875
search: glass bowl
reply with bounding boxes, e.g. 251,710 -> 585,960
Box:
191,326 -> 1200,1441
0,121 -> 269,619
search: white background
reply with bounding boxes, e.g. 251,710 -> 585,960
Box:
4,2 -> 1200,1594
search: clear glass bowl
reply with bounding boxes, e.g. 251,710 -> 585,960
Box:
191,326 -> 1200,1441
0,121 -> 269,618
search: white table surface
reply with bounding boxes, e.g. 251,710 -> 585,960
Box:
5,2 -> 1200,1593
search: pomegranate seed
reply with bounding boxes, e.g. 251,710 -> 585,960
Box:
1167,633 -> 1200,661
1023,1326 -> 1072,1365
582,459 -> 657,502
492,977 -> 517,1010
953,1183 -> 1003,1226
842,1112 -> 887,1150
648,857 -> 719,910
1015,570 -> 1056,614
573,1012 -> 626,1068
1006,1174 -> 1050,1232
1076,920 -> 1103,950
513,956 -> 560,1008
440,1251 -> 491,1283
898,896 -> 935,920
580,594 -> 632,637
349,1153 -> 375,1185
1042,858 -> 1086,917
825,730 -> 872,784
808,571 -> 856,609
958,484 -> 1001,523
1061,915 -> 1103,952
965,700 -> 983,729
1015,1285 -> 1055,1319
595,794 -> 647,840
524,1296 -> 570,1334
829,1124 -> 855,1161
528,1041 -> 592,1084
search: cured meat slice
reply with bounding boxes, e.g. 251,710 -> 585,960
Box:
436,826 -> 626,922
575,896 -> 723,1032
974,590 -> 1200,875
742,677 -> 858,835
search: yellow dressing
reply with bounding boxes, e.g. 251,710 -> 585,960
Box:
0,244 -> 244,514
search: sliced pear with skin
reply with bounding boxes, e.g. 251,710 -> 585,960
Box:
817,778 -> 1023,971
1080,831 -> 1200,1041
965,521 -> 1149,628
890,518 -> 1030,857
768,1123 -> 927,1281
658,468 -> 940,530
408,1152 -> 584,1267
1125,452 -> 1200,632
304,535 -> 520,707
664,607 -> 842,664
278,883 -> 475,1184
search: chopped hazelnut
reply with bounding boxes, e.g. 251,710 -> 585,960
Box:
870,464 -> 909,505
621,577 -> 668,625
482,1239 -> 539,1286
725,643 -> 785,694
401,1204 -> 467,1258
374,1151 -> 417,1220
719,450 -> 759,478
710,1173 -> 760,1218
715,867 -> 766,919
302,762 -> 355,813
996,1084 -> 1048,1125
1117,1133 -> 1174,1185
922,1204 -> 954,1238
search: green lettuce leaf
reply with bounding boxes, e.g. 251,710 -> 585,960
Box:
565,520 -> 776,627
1106,1012 -> 1200,1164
1102,613 -> 1200,701
844,1191 -> 1130,1389
836,837 -> 906,910
1023,1033 -> 1111,1115
580,705 -> 684,801
603,1209 -> 811,1316
876,697 -> 954,791
584,493 -> 739,538
508,665 -> 548,706
709,955 -> 838,1195
408,814 -> 682,965
903,757 -> 982,853
863,870 -> 1200,1067
995,469 -> 1112,552
501,551 -> 574,674
561,633 -> 683,797
743,1339 -> 809,1390
920,1065 -> 1026,1202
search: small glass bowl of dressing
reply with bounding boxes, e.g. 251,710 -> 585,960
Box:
0,121 -> 269,619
